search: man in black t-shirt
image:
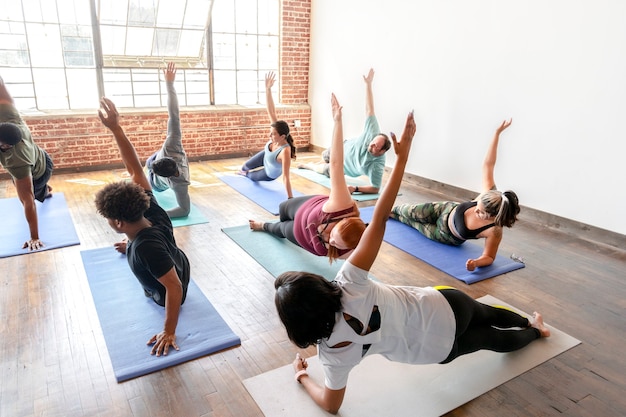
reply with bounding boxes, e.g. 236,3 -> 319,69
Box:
94,97 -> 190,357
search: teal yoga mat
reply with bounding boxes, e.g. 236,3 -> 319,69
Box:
218,173 -> 304,215
359,206 -> 524,284
221,224 -> 343,281
0,193 -> 80,258
81,247 -> 241,382
153,188 -> 208,227
292,168 -> 385,201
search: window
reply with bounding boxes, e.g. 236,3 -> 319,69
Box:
0,0 -> 279,111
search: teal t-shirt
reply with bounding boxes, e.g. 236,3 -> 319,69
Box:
342,115 -> 385,188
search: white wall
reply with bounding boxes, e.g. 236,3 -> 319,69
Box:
308,0 -> 626,235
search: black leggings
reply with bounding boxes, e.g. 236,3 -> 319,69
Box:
263,195 -> 316,245
438,288 -> 540,364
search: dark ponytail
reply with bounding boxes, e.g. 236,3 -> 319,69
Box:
273,120 -> 297,159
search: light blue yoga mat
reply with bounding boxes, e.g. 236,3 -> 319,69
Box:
359,206 -> 525,284
153,188 -> 208,227
292,168 -> 384,201
0,193 -> 80,258
80,247 -> 241,382
218,173 -> 304,215
221,225 -> 343,281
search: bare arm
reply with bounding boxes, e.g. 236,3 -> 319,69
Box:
0,75 -> 14,104
323,94 -> 353,213
98,97 -> 151,191
348,111 -> 416,272
15,175 -> 42,250
364,68 -> 375,117
280,146 -> 294,198
482,119 -> 512,192
265,71 -> 278,123
292,353 -> 346,414
167,184 -> 191,218
466,228 -> 502,271
147,267 -> 183,356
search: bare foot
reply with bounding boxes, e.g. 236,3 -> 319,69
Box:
530,312 -> 550,337
296,163 -> 308,169
249,220 -> 265,231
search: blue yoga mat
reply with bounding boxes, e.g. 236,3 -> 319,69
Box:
80,247 -> 241,382
153,188 -> 209,227
359,206 -> 524,284
292,168 -> 390,202
0,193 -> 80,258
222,225 -> 343,282
218,173 -> 304,215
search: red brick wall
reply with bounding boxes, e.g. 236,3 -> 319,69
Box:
2,0 -> 311,174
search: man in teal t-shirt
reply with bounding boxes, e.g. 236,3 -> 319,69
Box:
0,75 -> 54,251
298,68 -> 391,195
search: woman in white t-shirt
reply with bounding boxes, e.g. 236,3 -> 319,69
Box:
274,105 -> 550,414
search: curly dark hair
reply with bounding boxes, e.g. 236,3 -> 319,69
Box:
152,157 -> 178,177
274,271 -> 342,348
0,122 -> 23,146
94,181 -> 151,222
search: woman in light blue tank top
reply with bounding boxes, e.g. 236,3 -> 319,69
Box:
239,71 -> 296,198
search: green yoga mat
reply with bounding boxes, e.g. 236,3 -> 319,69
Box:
291,168 -> 381,201
221,225 -> 344,281
153,188 -> 208,227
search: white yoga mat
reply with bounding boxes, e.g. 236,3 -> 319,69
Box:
243,295 -> 580,417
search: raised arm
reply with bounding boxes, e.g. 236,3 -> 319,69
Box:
349,111 -> 416,272
482,119 -> 512,192
363,68 -> 375,117
323,94 -> 354,213
162,62 -> 183,153
265,71 -> 278,123
98,97 -> 151,191
0,75 -> 14,104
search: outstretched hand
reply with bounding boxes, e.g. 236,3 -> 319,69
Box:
363,68 -> 375,84
265,71 -> 276,90
331,93 -> 342,122
496,118 -> 512,134
23,238 -> 43,251
147,331 -> 179,357
98,97 -> 121,131
163,62 -> 176,83
390,110 -> 416,161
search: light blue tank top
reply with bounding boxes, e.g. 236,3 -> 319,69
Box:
263,140 -> 288,179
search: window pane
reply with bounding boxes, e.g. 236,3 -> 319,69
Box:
212,33 -> 236,70
213,69 -> 236,104
128,0 -> 156,26
0,1 -> 25,20
66,68 -> 99,109
237,70 -> 259,105
236,34 -> 257,69
99,25 -> 126,55
235,0 -> 257,33
98,0 -> 130,25
183,0 -> 212,29
211,0 -> 234,33
32,68 -> 68,109
258,0 -> 279,35
153,28 -> 179,56
58,0 -> 91,25
156,0 -> 185,28
258,35 -> 278,70
27,23 -> 64,67
22,0 -> 58,24
178,29 -> 205,57
126,27 -> 154,55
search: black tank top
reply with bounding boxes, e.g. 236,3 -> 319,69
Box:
453,200 -> 495,239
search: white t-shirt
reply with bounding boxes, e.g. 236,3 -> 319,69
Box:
318,262 -> 456,390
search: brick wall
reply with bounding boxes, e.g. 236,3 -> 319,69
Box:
2,0 -> 311,175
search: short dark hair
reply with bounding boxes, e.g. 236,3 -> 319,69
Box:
0,122 -> 23,146
152,157 -> 178,177
379,133 -> 392,152
274,271 -> 342,348
94,181 -> 151,223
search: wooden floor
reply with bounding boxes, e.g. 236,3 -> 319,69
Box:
1,152 -> 625,417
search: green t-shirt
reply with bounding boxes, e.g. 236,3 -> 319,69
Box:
0,103 -> 46,180
342,115 -> 385,188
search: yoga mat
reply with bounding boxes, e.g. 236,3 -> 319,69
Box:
217,173 -> 304,215
359,206 -> 524,284
153,188 -> 209,227
0,193 -> 80,258
292,168 -> 382,201
80,247 -> 241,382
221,224 -> 343,282
243,295 -> 581,417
